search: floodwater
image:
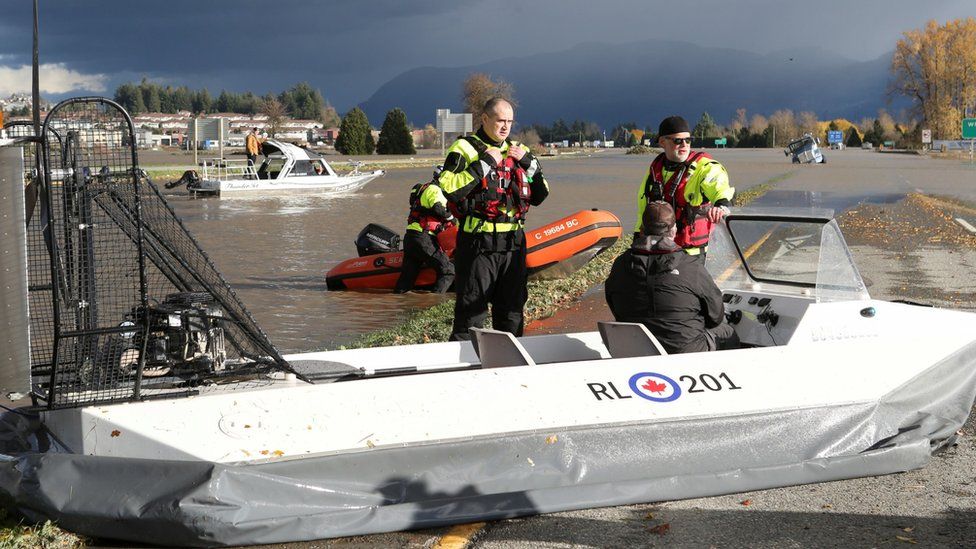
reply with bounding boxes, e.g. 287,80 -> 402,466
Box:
161,148 -> 975,352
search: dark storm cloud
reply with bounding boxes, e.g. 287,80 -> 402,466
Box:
1,0 -> 973,108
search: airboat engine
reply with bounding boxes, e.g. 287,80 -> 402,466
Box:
116,292 -> 227,378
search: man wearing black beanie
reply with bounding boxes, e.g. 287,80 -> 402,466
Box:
635,115 -> 734,260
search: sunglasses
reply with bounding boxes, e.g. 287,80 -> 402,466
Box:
667,137 -> 692,145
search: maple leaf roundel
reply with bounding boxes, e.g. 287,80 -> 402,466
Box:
628,372 -> 682,402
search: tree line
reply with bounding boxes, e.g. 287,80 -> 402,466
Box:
102,16 -> 974,158
113,79 -> 340,125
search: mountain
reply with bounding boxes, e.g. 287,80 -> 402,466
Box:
359,39 -> 907,128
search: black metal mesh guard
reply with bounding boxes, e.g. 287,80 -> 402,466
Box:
20,98 -> 297,409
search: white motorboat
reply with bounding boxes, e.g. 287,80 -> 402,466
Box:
187,139 -> 384,196
2,99 -> 976,546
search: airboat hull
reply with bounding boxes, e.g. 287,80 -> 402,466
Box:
13,299 -> 976,546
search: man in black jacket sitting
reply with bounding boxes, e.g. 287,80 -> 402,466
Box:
605,201 -> 737,354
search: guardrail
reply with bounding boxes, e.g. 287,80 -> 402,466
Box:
199,158 -> 254,180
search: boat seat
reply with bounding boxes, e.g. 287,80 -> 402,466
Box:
597,321 -> 668,358
469,328 -> 536,368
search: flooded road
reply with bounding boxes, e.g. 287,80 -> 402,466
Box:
159,149 -> 976,352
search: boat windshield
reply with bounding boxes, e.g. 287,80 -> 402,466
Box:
707,212 -> 869,302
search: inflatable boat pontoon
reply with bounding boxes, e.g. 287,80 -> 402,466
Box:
325,209 -> 623,290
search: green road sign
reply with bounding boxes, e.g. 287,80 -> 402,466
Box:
714,137 -> 727,146
964,118 -> 976,139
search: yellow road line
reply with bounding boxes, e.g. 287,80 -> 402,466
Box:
433,522 -> 487,549
716,229 -> 773,284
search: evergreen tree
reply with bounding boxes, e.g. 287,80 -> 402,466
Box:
693,111 -> 717,139
376,108 -> 416,155
845,126 -> 863,147
215,90 -> 235,113
172,86 -> 193,112
192,89 -> 212,114
114,83 -> 143,114
280,82 -> 324,119
239,92 -> 261,115
871,119 -> 886,144
145,86 -> 162,112
335,107 -> 374,155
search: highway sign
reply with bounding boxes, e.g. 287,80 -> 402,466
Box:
714,137 -> 727,146
963,118 -> 976,139
827,130 -> 843,144
921,129 -> 931,144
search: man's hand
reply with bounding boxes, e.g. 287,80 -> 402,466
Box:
484,148 -> 503,166
507,144 -> 527,161
708,205 -> 730,223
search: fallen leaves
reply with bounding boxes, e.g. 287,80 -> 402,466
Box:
110,430 -> 121,438
545,435 -> 558,444
647,523 -> 670,535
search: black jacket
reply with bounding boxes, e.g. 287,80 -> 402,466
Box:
604,235 -> 725,354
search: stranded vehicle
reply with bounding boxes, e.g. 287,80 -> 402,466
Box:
784,133 -> 826,164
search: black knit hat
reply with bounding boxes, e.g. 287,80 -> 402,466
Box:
658,115 -> 690,137
642,201 -> 676,236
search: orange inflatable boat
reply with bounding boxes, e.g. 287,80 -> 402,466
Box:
326,209 -> 622,291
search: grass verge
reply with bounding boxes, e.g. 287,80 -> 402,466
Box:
0,508 -> 85,548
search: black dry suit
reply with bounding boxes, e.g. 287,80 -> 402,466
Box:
394,180 -> 456,293
604,234 -> 727,354
438,129 -> 550,339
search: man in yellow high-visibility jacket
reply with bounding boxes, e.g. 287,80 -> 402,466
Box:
636,115 -> 734,259
438,98 -> 550,340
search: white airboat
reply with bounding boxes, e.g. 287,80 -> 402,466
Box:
187,139 -> 384,196
1,119 -> 975,546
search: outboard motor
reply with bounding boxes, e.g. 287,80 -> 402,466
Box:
165,169 -> 201,189
355,223 -> 401,256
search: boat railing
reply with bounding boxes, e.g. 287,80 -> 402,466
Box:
199,158 -> 256,180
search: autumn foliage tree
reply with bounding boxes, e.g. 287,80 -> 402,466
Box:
891,18 -> 976,139
462,73 -> 516,121
260,95 -> 286,138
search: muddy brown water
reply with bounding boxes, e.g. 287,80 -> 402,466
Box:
159,149 -> 976,352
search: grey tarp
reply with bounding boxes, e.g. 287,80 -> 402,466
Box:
1,342 -> 974,547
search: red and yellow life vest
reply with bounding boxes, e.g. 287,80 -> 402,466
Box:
643,151 -> 714,249
407,181 -> 448,233
467,155 -> 532,224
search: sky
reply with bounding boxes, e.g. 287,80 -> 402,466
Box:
0,0 -> 973,111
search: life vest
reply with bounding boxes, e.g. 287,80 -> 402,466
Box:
643,151 -> 714,249
461,137 -> 532,225
407,181 -> 447,233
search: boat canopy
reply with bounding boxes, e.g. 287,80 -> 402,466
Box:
707,208 -> 869,302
